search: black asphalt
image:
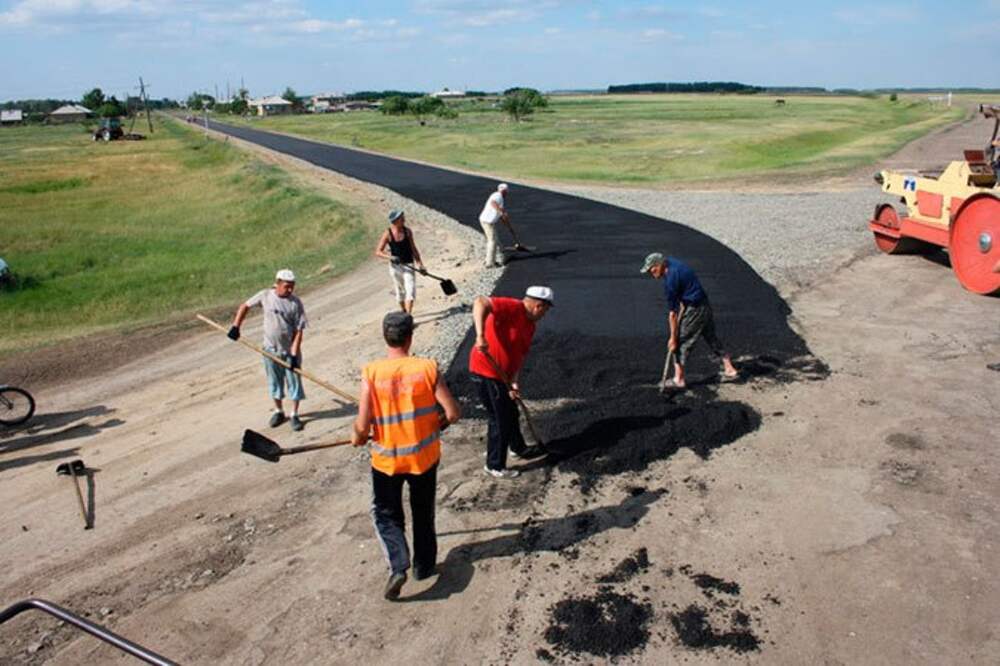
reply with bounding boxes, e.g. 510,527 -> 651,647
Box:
209,120 -> 823,481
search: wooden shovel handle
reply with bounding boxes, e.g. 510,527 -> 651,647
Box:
282,439 -> 354,455
197,314 -> 357,403
479,348 -> 545,446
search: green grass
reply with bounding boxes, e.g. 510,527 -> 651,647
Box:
0,119 -> 379,357
221,94 -> 965,184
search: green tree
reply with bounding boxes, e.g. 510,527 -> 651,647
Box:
380,95 -> 410,115
185,92 -> 215,111
500,88 -> 547,121
409,96 -> 444,122
282,86 -> 303,111
96,96 -> 126,118
82,88 -> 105,111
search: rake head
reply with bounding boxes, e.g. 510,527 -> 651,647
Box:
241,429 -> 282,463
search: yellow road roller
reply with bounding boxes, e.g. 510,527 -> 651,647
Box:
869,104 -> 1000,295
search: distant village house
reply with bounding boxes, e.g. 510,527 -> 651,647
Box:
48,104 -> 91,123
431,88 -> 466,99
0,109 -> 23,125
248,95 -> 294,116
309,92 -> 346,113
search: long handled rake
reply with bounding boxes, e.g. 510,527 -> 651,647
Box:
197,314 -> 357,403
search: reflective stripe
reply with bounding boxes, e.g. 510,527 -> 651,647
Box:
373,404 -> 438,427
370,430 -> 441,458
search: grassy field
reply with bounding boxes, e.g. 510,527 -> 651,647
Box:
222,94 -> 966,184
0,119 -> 378,358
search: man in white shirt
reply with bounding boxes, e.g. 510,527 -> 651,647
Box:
478,183 -> 508,268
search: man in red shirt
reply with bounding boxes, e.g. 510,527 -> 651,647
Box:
469,286 -> 554,478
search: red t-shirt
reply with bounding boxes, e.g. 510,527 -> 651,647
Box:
468,297 -> 536,381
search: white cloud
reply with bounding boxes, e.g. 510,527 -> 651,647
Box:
832,5 -> 918,26
640,27 -> 682,41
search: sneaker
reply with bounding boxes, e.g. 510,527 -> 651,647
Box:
290,415 -> 303,431
269,411 -> 286,428
383,571 -> 407,600
513,445 -> 547,460
483,465 -> 520,479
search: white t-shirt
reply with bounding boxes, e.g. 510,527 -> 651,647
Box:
478,191 -> 505,225
245,288 -> 307,353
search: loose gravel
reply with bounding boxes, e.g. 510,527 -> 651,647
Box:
552,185 -> 889,292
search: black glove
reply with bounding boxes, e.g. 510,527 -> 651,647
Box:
227,326 -> 240,341
436,404 -> 450,432
289,355 -> 301,370
390,256 -> 401,265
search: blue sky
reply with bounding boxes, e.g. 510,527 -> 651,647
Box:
2,0 -> 999,101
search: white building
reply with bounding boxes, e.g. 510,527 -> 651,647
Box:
49,104 -> 92,123
248,95 -> 294,116
431,88 -> 466,99
1,109 -> 23,124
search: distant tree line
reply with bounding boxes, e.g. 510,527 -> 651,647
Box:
348,90 -> 425,101
0,88 -> 178,121
608,82 -> 764,94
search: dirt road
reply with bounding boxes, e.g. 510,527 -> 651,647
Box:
1,117 -> 997,664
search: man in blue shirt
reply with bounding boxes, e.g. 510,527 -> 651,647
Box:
640,252 -> 739,390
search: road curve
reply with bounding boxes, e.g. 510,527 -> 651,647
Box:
207,120 -> 823,463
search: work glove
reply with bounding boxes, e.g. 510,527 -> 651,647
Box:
227,326 -> 240,341
289,355 -> 301,370
436,404 -> 450,432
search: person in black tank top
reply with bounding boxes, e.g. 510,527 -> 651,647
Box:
376,210 -> 425,313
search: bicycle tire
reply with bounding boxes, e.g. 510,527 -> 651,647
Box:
0,387 -> 35,426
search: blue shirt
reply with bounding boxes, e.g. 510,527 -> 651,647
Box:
663,257 -> 706,313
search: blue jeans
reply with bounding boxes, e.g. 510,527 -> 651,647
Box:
263,348 -> 304,401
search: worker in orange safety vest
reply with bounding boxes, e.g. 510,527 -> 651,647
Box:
352,311 -> 461,600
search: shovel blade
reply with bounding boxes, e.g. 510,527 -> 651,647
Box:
241,429 -> 283,463
56,459 -> 86,476
440,280 -> 458,296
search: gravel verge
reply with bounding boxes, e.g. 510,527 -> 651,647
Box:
549,185 -> 890,293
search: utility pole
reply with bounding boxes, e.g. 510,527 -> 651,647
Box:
137,77 -> 153,133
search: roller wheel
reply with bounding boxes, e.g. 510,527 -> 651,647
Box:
950,196 -> 1000,295
872,205 -> 928,255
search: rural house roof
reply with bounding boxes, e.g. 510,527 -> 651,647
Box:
249,96 -> 293,106
50,104 -> 92,115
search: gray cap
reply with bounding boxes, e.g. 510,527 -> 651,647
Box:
382,311 -> 414,338
388,210 -> 404,223
639,252 -> 665,273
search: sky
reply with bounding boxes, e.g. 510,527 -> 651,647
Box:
1,0 -> 999,101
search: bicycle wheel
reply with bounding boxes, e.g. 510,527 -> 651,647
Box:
0,387 -> 35,426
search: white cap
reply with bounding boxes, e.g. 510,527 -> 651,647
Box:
525,285 -> 554,305
498,183 -> 508,192
275,269 -> 296,282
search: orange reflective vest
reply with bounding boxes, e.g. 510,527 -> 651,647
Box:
363,356 -> 441,475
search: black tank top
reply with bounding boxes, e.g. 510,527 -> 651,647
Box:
387,227 -> 414,264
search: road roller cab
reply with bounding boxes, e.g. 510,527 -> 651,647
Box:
869,104 -> 1000,295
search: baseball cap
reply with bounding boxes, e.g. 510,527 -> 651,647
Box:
383,311 -> 414,338
388,210 -> 404,223
639,253 -> 665,274
497,183 -> 508,192
525,285 -> 554,306
275,269 -> 296,282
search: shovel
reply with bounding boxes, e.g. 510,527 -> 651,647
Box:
56,459 -> 90,529
479,349 -> 546,448
414,266 -> 458,296
500,215 -> 533,253
242,429 -> 353,463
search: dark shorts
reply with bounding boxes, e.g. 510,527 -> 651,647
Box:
677,301 -> 727,366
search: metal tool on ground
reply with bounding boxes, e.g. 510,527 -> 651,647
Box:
410,265 -> 458,295
242,429 -> 353,463
480,348 -> 546,448
658,350 -> 676,395
196,314 -> 357,403
56,459 -> 90,529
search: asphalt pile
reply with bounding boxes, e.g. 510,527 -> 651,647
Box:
543,589 -> 653,658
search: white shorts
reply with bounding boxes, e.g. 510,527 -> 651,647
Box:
389,263 -> 416,301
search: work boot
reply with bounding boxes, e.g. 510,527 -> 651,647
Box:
269,411 -> 286,428
384,571 -> 407,601
413,565 -> 437,581
290,415 -> 303,431
514,445 -> 547,460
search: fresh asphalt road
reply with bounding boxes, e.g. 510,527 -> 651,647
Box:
207,121 -> 817,413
